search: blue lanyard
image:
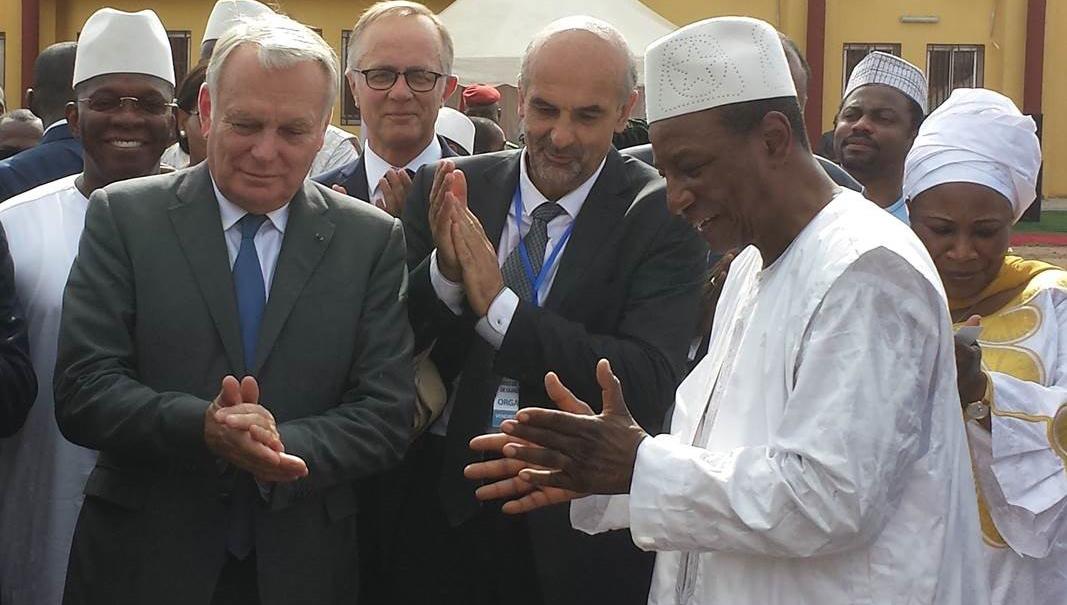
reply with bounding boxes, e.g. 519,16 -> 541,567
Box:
511,186 -> 575,307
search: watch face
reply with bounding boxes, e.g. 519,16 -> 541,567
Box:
965,401 -> 989,421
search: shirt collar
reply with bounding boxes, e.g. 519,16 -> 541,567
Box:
517,149 -> 607,220
43,119 -> 68,135
210,174 -> 290,234
364,136 -> 443,198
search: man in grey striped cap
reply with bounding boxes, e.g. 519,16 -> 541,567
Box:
833,51 -> 928,223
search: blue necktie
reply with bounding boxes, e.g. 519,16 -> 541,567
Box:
233,214 -> 267,371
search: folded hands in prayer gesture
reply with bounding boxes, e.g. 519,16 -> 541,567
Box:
464,359 -> 649,513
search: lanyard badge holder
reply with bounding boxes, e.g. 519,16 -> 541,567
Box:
490,186 -> 575,430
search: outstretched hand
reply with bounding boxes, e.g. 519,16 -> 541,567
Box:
465,359 -> 648,513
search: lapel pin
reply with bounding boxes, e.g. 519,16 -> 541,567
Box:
315,233 -> 325,242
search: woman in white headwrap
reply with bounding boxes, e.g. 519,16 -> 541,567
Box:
905,87 -> 1067,605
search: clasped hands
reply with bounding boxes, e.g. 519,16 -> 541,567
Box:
463,359 -> 649,514
430,160 -> 504,317
204,375 -> 308,483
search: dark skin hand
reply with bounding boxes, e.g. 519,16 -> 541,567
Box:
465,359 -> 648,513
955,315 -> 992,431
204,375 -> 309,483
699,248 -> 738,337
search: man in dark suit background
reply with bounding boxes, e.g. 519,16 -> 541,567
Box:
313,1 -> 458,217
388,16 -> 706,605
54,14 -> 413,605
0,42 -> 82,202
0,224 -> 34,437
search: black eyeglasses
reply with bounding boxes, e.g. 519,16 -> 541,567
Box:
77,96 -> 177,116
352,68 -> 444,93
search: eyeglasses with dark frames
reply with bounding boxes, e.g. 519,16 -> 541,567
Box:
77,96 -> 178,116
351,68 -> 445,93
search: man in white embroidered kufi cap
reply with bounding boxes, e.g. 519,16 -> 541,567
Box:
0,9 -> 175,605
834,51 -> 929,223
465,16 -> 987,605
202,0 -> 276,60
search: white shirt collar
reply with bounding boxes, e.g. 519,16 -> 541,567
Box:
43,119 -> 69,135
517,149 -> 607,220
364,136 -> 443,199
210,174 -> 290,234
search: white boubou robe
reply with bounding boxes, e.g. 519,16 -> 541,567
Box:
0,175 -> 97,605
571,190 -> 988,604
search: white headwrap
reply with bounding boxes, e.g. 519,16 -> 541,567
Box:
644,17 -> 796,124
844,51 -> 928,114
903,88 -> 1041,223
435,107 -> 475,155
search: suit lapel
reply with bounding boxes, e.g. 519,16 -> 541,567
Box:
345,155 -> 371,203
474,151 -> 522,249
253,182 -> 335,372
543,151 -> 633,310
168,164 -> 245,373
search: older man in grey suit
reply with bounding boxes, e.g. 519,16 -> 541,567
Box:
54,15 -> 413,605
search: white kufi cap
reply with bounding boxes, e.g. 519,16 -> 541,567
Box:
644,17 -> 796,124
435,107 -> 475,156
903,88 -> 1041,223
844,51 -> 928,114
74,8 -> 175,87
204,0 -> 276,43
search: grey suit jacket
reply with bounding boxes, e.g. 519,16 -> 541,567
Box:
54,163 -> 414,605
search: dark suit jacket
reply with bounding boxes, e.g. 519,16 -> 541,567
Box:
403,148 -> 706,604
53,164 -> 415,605
0,222 -> 36,437
312,134 -> 456,202
621,142 -> 863,191
0,123 -> 84,202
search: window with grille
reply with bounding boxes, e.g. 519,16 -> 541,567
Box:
926,45 -> 984,110
167,31 -> 191,82
842,43 -> 902,93
340,30 -> 360,125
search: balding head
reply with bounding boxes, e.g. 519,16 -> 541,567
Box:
470,116 -> 505,154
519,16 -> 636,104
779,33 -> 810,111
28,42 -> 77,126
0,109 -> 44,159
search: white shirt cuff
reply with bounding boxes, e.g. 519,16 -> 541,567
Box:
430,250 -> 465,316
475,287 -> 518,350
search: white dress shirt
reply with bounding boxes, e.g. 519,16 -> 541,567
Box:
212,178 -> 289,297
363,136 -> 443,205
431,150 -> 606,348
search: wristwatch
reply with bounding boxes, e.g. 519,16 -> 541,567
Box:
965,372 -> 994,421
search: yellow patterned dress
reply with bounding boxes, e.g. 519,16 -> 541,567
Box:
953,258 -> 1067,605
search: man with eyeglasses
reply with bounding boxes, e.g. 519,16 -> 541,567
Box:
313,0 -> 459,217
0,10 -> 175,605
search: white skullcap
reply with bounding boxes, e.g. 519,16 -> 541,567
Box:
435,107 -> 475,155
844,51 -> 928,114
644,17 -> 796,124
204,0 -> 275,43
73,8 -> 175,87
903,88 -> 1040,223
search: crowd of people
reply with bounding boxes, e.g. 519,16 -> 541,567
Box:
0,0 -> 1062,604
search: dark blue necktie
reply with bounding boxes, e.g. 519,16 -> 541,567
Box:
233,214 -> 267,371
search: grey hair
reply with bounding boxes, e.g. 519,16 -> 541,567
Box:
518,16 -> 637,103
346,1 -> 454,75
206,13 -> 339,116
0,109 -> 43,128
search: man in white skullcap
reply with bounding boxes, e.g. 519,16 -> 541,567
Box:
435,106 -> 475,155
0,9 -> 175,605
466,16 -> 986,605
189,0 -> 361,176
834,51 -> 928,223
906,88 -> 1065,605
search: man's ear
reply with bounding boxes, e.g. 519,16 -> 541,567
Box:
760,111 -> 793,163
614,90 -> 639,133
66,102 -> 81,140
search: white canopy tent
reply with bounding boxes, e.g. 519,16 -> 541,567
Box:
437,0 -> 677,87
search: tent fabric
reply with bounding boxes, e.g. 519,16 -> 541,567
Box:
437,0 -> 676,87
